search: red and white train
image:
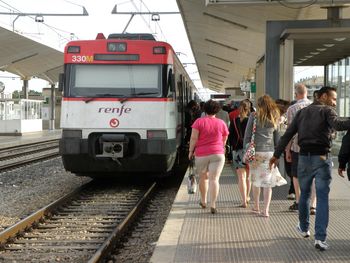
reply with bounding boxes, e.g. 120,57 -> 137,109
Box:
58,33 -> 199,177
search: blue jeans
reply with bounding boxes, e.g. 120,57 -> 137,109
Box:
298,154 -> 332,241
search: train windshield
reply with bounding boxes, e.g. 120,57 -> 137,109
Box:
67,64 -> 161,97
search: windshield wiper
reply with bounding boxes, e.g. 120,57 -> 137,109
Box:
132,92 -> 158,96
84,94 -> 126,103
119,92 -> 159,104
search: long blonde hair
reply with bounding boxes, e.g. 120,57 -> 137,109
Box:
239,99 -> 251,120
256,95 -> 280,128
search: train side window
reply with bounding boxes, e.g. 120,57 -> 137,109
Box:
167,69 -> 175,98
58,73 -> 65,92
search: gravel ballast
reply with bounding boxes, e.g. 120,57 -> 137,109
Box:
0,157 -> 90,231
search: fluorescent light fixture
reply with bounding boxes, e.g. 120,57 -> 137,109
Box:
207,53 -> 233,64
208,76 -> 224,83
207,63 -> 230,72
334,37 -> 346,42
299,58 -> 308,61
205,38 -> 238,51
323,44 -> 335,47
203,12 -> 248,29
304,55 -> 313,58
316,48 -> 327,51
208,80 -> 223,86
310,52 -> 319,55
208,71 -> 226,78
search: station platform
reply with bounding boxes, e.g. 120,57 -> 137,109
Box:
151,159 -> 350,263
0,129 -> 61,149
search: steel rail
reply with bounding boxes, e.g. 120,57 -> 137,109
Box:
0,183 -> 91,245
87,182 -> 157,263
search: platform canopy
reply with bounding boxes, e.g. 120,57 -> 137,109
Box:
176,0 -> 350,92
0,26 -> 63,84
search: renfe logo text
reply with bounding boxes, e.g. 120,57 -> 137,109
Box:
98,105 -> 131,116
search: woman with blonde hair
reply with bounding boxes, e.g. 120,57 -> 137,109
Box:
229,99 -> 251,207
243,95 -> 285,217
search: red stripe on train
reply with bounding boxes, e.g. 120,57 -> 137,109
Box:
62,97 -> 174,102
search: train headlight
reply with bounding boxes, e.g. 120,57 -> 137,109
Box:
107,42 -> 127,52
147,130 -> 167,139
67,46 -> 80,53
153,46 -> 166,54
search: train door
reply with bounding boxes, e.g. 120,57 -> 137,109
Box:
176,75 -> 185,147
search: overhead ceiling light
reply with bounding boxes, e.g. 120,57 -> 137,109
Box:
305,55 -> 313,58
208,71 -> 226,78
208,80 -> 223,86
323,44 -> 335,47
207,63 -> 229,72
207,53 -> 233,64
316,48 -> 327,52
203,12 -> 248,29
310,52 -> 319,55
208,76 -> 224,83
334,37 -> 346,42
205,38 -> 238,51
299,58 -> 308,61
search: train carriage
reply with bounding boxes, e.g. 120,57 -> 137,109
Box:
58,33 -> 198,177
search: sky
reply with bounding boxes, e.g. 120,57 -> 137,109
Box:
0,0 -> 213,100
0,0 -> 325,99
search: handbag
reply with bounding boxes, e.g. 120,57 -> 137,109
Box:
243,113 -> 256,163
271,166 -> 288,187
187,159 -> 197,194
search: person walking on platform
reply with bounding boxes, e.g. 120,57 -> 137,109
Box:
185,100 -> 201,144
229,99 -> 251,208
338,130 -> 350,180
243,95 -> 281,217
188,100 -> 229,214
270,86 -> 350,251
284,84 -> 312,213
276,99 -> 295,200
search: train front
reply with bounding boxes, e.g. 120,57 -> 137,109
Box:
59,34 -> 179,177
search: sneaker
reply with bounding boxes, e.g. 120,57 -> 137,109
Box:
296,223 -> 310,238
289,201 -> 298,211
315,240 -> 329,251
287,193 -> 296,200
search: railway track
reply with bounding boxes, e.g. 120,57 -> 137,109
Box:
0,181 -> 156,262
0,139 -> 59,170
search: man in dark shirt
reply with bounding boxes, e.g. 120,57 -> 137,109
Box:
338,130 -> 350,180
269,86 -> 350,251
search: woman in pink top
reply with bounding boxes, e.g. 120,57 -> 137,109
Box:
188,100 -> 229,214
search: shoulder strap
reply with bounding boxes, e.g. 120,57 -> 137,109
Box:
233,118 -> 242,149
250,113 -> 257,143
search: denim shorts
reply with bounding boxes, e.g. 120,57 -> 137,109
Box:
232,149 -> 246,169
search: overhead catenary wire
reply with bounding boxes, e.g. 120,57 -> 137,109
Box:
0,0 -> 81,43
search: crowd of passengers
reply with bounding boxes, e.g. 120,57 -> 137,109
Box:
186,85 -> 350,251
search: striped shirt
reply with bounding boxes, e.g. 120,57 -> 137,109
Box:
286,98 -> 312,152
